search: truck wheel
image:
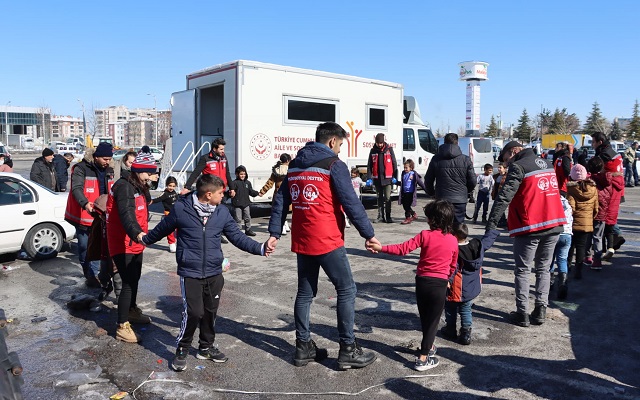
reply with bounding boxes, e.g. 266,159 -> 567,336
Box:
23,223 -> 63,260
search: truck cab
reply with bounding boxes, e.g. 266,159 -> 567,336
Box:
401,97 -> 438,172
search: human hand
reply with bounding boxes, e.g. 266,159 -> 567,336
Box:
230,190 -> 236,197
265,237 -> 278,257
365,179 -> 373,187
137,232 -> 146,244
84,202 -> 94,213
180,188 -> 190,195
365,237 -> 382,253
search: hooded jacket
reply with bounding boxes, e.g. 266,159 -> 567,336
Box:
30,156 -> 56,190
52,154 -> 71,192
268,141 -> 375,252
447,229 -> 499,303
425,143 -> 477,204
259,163 -> 289,205
229,174 -> 259,208
143,193 -> 263,278
566,180 -> 598,232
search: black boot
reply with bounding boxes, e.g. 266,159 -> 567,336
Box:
337,340 -> 376,370
374,206 -> 384,223
293,339 -> 328,367
509,311 -> 530,327
557,273 -> 568,300
459,327 -> 472,345
613,235 -> 626,250
530,305 -> 547,325
574,262 -> 583,280
440,324 -> 457,340
384,201 -> 393,223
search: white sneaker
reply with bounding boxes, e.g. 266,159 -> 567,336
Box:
282,221 -> 289,235
169,243 -> 177,253
345,220 -> 351,228
602,248 -> 615,260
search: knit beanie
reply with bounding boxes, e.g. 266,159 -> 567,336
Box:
570,164 -> 587,181
375,133 -> 385,144
131,150 -> 157,173
42,148 -> 54,157
93,142 -> 113,158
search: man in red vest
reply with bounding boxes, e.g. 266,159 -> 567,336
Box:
366,133 -> 398,223
65,143 -> 115,287
267,122 -> 380,370
486,141 -> 566,327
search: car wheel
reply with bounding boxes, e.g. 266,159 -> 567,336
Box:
23,223 -> 63,259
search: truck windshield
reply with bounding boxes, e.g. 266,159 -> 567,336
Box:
418,129 -> 438,154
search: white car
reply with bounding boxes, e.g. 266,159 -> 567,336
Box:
0,173 -> 76,259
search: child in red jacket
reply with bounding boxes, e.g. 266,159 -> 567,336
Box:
368,199 -> 458,371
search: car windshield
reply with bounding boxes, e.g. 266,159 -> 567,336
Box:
0,145 -> 7,154
472,138 -> 492,153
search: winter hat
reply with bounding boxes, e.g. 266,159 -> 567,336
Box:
42,148 -> 54,157
375,133 -> 386,144
131,150 -> 157,173
93,142 -> 113,158
570,164 -> 588,181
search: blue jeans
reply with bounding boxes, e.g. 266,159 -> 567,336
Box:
75,224 -> 101,280
444,300 -> 473,329
551,233 -> 571,274
473,190 -> 490,220
295,246 -> 356,344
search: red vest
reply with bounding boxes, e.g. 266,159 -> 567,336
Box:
288,158 -> 344,255
507,168 -> 567,236
371,148 -> 394,179
202,156 -> 228,186
106,187 -> 148,255
554,156 -> 571,193
65,164 -> 114,226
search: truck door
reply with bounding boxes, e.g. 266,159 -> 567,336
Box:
171,90 -> 196,172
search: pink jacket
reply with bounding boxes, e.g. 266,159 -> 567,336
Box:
382,229 -> 458,280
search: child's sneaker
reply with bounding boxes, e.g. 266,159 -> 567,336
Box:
169,243 -> 177,253
196,345 -> 228,363
172,347 -> 188,371
414,356 -> 439,371
583,257 -> 593,266
602,248 -> 615,260
345,220 -> 351,228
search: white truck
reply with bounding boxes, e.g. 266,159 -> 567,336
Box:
169,60 -> 437,202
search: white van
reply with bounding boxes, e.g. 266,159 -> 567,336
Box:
437,136 -> 494,174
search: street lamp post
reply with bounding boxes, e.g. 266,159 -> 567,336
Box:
147,94 -> 157,147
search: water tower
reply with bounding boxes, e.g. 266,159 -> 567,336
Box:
458,61 -> 489,136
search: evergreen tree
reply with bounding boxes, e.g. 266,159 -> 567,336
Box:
514,109 -> 534,142
584,102 -> 607,136
538,108 -> 553,135
610,120 -> 622,140
627,100 -> 640,141
548,108 -> 568,135
485,115 -> 498,137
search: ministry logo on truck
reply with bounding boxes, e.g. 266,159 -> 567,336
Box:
250,133 -> 272,160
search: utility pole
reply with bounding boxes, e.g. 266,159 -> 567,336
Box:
4,101 -> 10,145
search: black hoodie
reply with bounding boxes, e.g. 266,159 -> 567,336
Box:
425,143 -> 477,204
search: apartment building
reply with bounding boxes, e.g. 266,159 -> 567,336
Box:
50,115 -> 85,141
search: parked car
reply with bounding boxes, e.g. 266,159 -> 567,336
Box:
112,149 -> 128,161
0,173 -> 76,259
545,149 -> 555,160
0,143 -> 13,167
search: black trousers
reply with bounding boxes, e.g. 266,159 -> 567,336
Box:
176,275 -> 224,349
112,253 -> 143,324
401,192 -> 416,217
572,231 -> 591,267
415,276 -> 448,356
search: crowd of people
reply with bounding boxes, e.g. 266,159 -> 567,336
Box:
16,125 -> 631,374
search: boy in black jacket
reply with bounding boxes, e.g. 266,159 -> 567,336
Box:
142,175 -> 272,372
228,165 -> 259,236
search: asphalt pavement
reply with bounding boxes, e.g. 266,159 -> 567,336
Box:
1,159 -> 639,400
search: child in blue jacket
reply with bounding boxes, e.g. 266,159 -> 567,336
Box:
142,175 -> 270,371
441,223 -> 499,345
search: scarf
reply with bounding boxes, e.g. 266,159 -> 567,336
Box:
192,193 -> 216,222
